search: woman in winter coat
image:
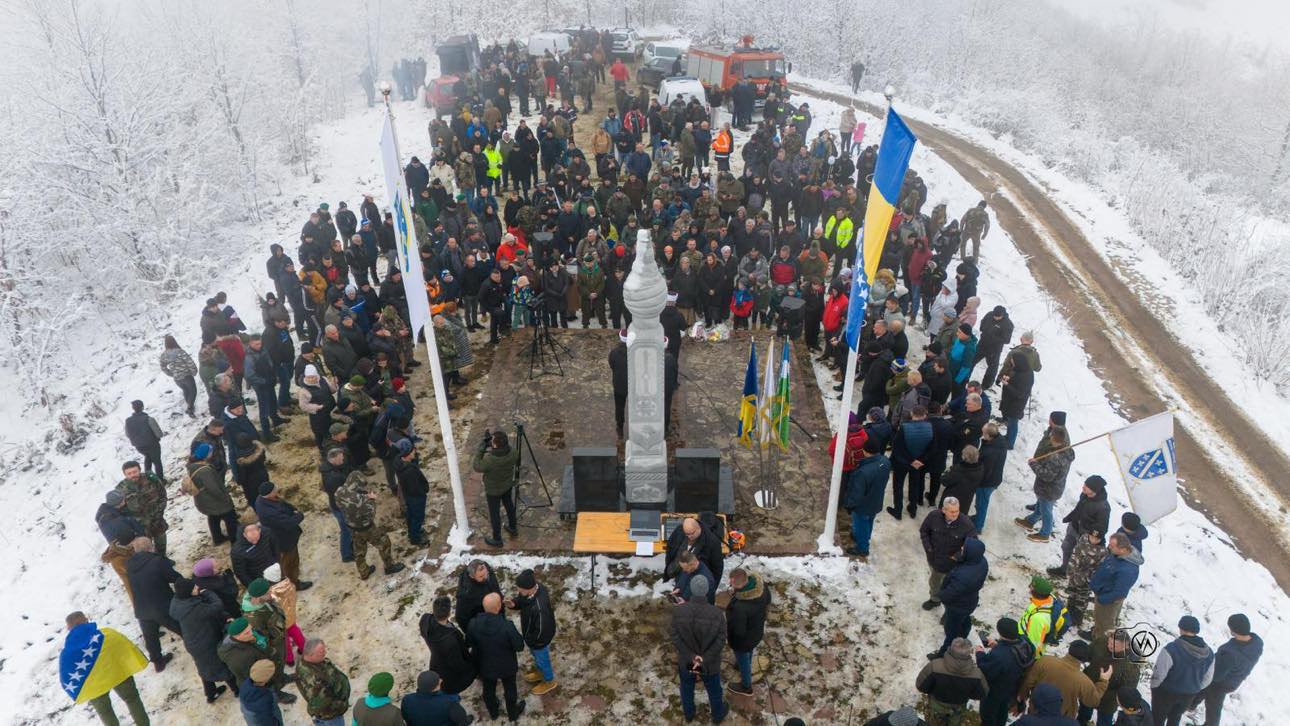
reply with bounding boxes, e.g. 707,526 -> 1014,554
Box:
938,445 -> 985,514
839,107 -> 858,155
958,296 -> 981,328
234,437 -> 269,510
698,253 -> 727,327
927,276 -> 958,338
169,577 -> 239,703
160,335 -> 199,417
999,352 -> 1034,450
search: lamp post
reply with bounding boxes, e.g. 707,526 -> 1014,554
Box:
883,84 -> 896,118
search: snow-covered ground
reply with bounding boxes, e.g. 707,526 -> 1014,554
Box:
6,80 -> 1286,726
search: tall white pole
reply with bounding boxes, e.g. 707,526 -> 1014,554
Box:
381,88 -> 472,545
818,341 -> 859,552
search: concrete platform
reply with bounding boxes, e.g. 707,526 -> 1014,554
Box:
468,328 -> 834,554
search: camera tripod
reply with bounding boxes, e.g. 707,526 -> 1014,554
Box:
512,423 -> 553,522
525,302 -> 572,380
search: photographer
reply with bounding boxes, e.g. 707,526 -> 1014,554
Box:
472,430 -> 521,547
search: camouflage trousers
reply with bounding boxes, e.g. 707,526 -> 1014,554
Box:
352,526 -> 393,578
927,698 -> 966,726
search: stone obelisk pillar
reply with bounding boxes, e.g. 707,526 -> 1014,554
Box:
622,229 -> 669,510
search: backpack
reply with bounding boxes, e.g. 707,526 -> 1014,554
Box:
1044,595 -> 1071,645
179,466 -> 202,497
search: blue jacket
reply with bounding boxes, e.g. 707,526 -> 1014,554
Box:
401,689 -> 470,724
625,151 -> 652,180
1088,547 -> 1143,604
238,679 -> 284,726
862,418 -> 893,452
949,389 -> 992,417
1014,682 -> 1077,725
602,117 -> 622,136
937,538 -> 988,611
891,420 -> 932,465
677,561 -> 716,604
977,636 -> 1036,714
1154,635 -> 1215,695
1212,633 -> 1262,688
949,335 -> 979,384
843,454 -> 891,515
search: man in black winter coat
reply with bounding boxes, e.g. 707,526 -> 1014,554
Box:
665,516 -> 725,585
725,568 -> 771,696
1048,475 -> 1111,577
466,593 -> 526,722
919,498 -> 978,611
507,569 -> 559,694
455,560 -> 502,631
230,523 -> 279,587
975,617 -> 1036,726
974,305 -> 1014,388
671,576 -> 729,722
253,482 -> 311,590
418,595 -> 477,695
124,400 -> 166,480
335,202 -> 358,242
477,268 -> 509,343
125,537 -> 181,669
856,344 -> 894,410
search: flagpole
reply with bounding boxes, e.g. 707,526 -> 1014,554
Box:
380,83 -> 471,545
1029,410 -> 1176,463
819,341 -> 859,552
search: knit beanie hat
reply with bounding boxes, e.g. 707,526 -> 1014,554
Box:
263,563 -> 282,583
688,575 -> 710,599
105,490 -> 125,507
247,578 -> 271,598
1030,576 -> 1053,597
1179,615 -> 1201,633
249,659 -> 276,684
996,617 -> 1020,640
1227,613 -> 1251,636
258,481 -> 276,497
887,707 -> 919,726
193,558 -> 217,577
949,637 -> 973,659
368,672 -> 394,697
516,569 -> 537,589
1117,686 -> 1144,709
192,442 -> 212,460
226,617 -> 249,637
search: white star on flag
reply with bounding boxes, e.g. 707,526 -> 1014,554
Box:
82,646 -> 96,657
90,633 -> 102,644
68,672 -> 83,682
75,658 -> 90,671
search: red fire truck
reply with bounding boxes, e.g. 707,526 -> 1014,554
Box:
684,36 -> 791,107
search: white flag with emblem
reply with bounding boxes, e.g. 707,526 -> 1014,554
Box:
1108,412 -> 1178,524
379,114 -> 430,338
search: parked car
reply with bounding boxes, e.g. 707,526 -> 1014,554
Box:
608,28 -> 641,59
527,31 -> 572,59
657,76 -> 709,112
643,39 -> 689,65
424,75 -> 459,117
636,57 -> 675,89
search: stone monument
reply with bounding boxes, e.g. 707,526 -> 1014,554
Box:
622,229 -> 669,515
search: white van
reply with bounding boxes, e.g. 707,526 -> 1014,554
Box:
527,31 -> 571,59
657,76 -> 708,111
643,39 -> 689,65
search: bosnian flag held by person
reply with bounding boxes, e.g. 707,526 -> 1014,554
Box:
60,621 -> 147,704
860,108 -> 917,281
1108,411 -> 1178,524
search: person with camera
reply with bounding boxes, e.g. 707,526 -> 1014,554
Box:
472,430 -> 521,547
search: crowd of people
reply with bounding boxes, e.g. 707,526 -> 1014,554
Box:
64,32 -> 1265,726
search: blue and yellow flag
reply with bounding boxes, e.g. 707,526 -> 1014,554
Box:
861,108 -> 918,281
737,341 -> 759,446
60,622 -> 147,703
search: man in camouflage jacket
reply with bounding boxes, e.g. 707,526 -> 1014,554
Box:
335,472 -> 404,580
1064,531 -> 1106,627
115,461 -> 169,557
295,639 -> 351,722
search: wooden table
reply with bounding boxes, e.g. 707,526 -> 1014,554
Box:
571,512 -> 729,592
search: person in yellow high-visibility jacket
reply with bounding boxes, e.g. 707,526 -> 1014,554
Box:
483,142 -> 503,192
824,207 -> 855,277
1019,576 -> 1058,655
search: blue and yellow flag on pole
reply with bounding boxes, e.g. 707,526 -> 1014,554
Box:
860,108 -> 918,281
60,622 -> 148,703
737,340 -> 759,446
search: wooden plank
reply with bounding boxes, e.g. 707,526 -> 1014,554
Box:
572,512 -> 664,554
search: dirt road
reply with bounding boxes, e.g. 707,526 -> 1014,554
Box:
794,82 -> 1290,592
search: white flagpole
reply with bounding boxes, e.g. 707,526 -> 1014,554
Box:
380,84 -> 471,545
819,341 -> 859,553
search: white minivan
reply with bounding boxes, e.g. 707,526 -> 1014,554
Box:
527,31 -> 571,59
643,39 -> 689,65
657,76 -> 708,111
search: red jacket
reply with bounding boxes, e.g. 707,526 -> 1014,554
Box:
610,61 -> 629,82
827,425 -> 869,471
907,246 -> 933,287
822,292 -> 849,332
730,295 -> 753,318
216,336 -> 246,374
770,259 -> 797,286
